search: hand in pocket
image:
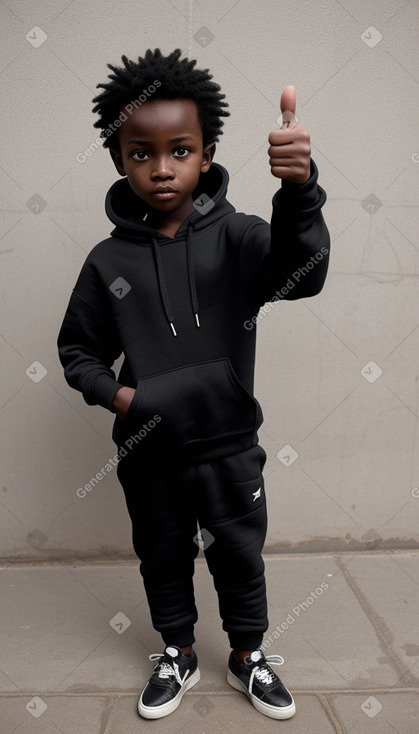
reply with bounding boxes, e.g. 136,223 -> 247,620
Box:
112,386 -> 136,420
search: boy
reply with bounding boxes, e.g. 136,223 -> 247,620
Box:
57,48 -> 330,720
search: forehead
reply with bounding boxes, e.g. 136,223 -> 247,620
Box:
118,98 -> 202,141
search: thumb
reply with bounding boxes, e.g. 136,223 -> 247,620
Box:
277,85 -> 298,129
280,85 -> 296,114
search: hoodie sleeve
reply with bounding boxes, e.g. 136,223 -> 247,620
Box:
246,157 -> 330,308
57,259 -> 124,412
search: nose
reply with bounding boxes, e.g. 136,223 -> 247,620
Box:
151,155 -> 174,180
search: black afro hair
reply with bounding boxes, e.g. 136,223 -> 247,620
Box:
92,48 -> 230,150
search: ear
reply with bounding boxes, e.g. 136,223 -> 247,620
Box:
109,147 -> 126,177
201,142 -> 216,172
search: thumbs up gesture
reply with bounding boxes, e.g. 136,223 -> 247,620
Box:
268,86 -> 311,184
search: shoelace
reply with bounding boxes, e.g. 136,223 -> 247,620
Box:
248,654 -> 284,694
149,653 -> 189,687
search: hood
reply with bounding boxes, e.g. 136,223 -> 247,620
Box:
105,161 -> 235,244
104,162 -> 236,338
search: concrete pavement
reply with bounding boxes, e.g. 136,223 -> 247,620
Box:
1,551 -> 418,733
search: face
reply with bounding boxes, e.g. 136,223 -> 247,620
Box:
110,98 -> 215,220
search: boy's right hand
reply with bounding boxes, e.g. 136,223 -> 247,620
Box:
112,386 -> 136,419
268,85 -> 311,184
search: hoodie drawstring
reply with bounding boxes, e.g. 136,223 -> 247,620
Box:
152,238 -> 177,336
186,225 -> 200,328
152,225 -> 200,337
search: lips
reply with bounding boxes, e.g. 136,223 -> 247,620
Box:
152,188 -> 178,200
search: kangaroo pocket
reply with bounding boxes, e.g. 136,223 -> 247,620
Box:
119,358 -> 263,455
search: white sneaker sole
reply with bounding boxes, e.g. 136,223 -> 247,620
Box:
138,667 -> 200,719
227,669 -> 296,720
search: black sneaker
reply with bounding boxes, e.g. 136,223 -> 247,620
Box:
227,648 -> 295,719
138,645 -> 200,719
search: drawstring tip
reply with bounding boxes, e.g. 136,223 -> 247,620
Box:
170,322 -> 177,337
195,313 -> 200,328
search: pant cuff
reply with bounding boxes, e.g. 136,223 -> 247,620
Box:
228,632 -> 265,651
161,626 -> 196,648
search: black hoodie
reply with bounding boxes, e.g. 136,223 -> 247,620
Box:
57,159 -> 330,460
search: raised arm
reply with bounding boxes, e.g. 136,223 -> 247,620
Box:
247,86 -> 330,307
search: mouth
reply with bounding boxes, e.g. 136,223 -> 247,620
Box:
152,188 -> 177,199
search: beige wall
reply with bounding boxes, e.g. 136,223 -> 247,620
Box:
1,0 -> 418,559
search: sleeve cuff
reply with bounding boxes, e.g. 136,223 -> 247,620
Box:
272,158 -> 318,203
86,373 -> 125,412
271,158 -> 327,222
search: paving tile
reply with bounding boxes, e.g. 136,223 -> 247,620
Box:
330,691 -> 419,734
1,695 -> 111,734
339,553 -> 419,685
0,567 -> 110,692
261,555 -> 397,689
68,563 -> 144,611
105,692 -> 336,733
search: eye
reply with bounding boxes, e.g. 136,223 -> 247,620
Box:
173,147 -> 190,158
131,150 -> 150,160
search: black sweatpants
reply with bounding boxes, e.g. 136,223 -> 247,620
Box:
116,442 -> 269,651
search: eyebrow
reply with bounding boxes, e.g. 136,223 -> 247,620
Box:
127,135 -> 195,145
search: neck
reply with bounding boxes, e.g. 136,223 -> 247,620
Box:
147,197 -> 195,235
